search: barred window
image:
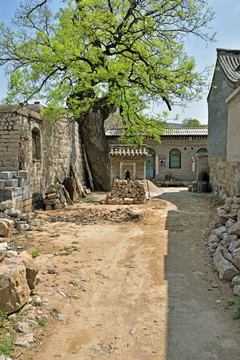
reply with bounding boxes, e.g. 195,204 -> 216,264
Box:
169,149 -> 181,169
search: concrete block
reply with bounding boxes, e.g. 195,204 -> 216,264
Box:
18,170 -> 28,179
0,171 -> 13,180
22,185 -> 32,201
0,180 -> 5,190
5,179 -> 18,188
18,177 -> 25,187
2,189 -> 14,200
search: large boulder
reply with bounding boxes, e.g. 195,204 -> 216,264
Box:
0,219 -> 14,238
217,257 -> 239,281
18,251 -> 38,290
0,260 -> 31,314
0,200 -> 13,211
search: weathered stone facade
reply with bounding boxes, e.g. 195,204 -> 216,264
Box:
208,157 -> 240,198
0,104 -> 86,207
208,49 -> 240,197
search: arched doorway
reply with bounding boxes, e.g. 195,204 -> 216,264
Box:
145,148 -> 155,178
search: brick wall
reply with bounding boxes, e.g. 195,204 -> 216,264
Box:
108,137 -> 208,183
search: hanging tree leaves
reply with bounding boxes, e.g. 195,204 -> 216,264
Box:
0,0 -> 215,189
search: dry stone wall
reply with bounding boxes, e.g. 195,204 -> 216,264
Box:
206,194 -> 240,295
0,111 -> 20,171
208,156 -> 240,198
104,179 -> 146,205
0,105 -> 86,208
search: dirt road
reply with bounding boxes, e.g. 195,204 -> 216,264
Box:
14,188 -> 240,360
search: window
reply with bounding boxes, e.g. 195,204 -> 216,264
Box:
197,148 -> 207,154
32,128 -> 41,160
169,149 -> 181,168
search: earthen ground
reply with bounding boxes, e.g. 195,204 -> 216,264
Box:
11,188 -> 240,360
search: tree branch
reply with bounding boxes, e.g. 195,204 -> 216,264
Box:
26,0 -> 48,18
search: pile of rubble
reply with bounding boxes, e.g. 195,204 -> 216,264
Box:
43,184 -> 68,210
44,207 -> 143,224
206,194 -> 240,295
0,200 -> 32,236
104,179 -> 146,205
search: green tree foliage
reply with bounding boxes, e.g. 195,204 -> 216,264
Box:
0,0 -> 215,189
0,0 -> 214,141
182,117 -> 206,127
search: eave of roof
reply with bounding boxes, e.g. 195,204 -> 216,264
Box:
106,127 -> 208,138
217,48 -> 240,84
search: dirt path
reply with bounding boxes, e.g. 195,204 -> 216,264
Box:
14,189 -> 240,360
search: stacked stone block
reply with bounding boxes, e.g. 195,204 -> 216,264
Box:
206,194 -> 240,296
105,179 -> 146,205
0,171 -> 32,212
0,113 -> 20,171
43,185 -> 67,210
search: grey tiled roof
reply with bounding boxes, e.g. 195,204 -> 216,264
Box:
217,48 -> 240,84
106,127 -> 208,137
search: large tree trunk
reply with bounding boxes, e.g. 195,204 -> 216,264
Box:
78,106 -> 112,191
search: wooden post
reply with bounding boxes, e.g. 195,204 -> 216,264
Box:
82,144 -> 94,191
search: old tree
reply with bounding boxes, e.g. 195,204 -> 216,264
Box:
0,0 -> 214,190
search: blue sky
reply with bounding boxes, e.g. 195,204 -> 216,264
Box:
0,0 -> 240,125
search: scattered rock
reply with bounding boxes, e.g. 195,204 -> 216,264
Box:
232,247 -> 240,270
130,327 -> 137,335
232,275 -> 240,286
229,239 -> 240,253
228,221 -> 240,236
15,333 -> 34,347
0,219 -> 14,238
233,285 -> 240,296
15,321 -> 30,334
58,314 -> 67,321
0,261 -> 31,314
47,268 -> 56,274
217,257 -> 239,281
19,251 -> 38,290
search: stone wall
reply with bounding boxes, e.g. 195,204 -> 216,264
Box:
0,109 -> 20,171
208,61 -> 234,157
0,105 -> 86,207
208,156 -> 240,198
105,179 -> 146,205
226,86 -> 240,162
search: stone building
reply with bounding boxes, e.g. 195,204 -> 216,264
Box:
106,128 -> 208,185
208,48 -> 240,197
0,103 -> 86,207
